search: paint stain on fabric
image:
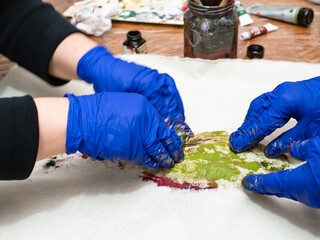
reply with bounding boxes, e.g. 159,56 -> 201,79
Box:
141,131 -> 290,189
141,172 -> 218,190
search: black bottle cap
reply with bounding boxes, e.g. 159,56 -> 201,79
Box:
297,8 -> 314,27
127,30 -> 142,42
247,45 -> 264,59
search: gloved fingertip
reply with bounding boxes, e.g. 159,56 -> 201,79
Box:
265,142 -> 285,158
169,119 -> 194,143
241,175 -> 261,192
229,130 -> 239,142
229,132 -> 238,152
229,130 -> 253,153
229,138 -> 253,153
229,140 -> 240,153
241,177 -> 250,190
183,123 -> 194,137
265,127 -> 301,157
176,150 -> 184,163
181,124 -> 191,138
162,157 -> 175,169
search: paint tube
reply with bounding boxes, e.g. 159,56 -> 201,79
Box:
235,1 -> 253,26
305,0 -> 320,5
240,23 -> 278,41
246,3 -> 314,27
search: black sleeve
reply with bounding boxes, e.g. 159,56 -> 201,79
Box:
0,96 -> 39,180
0,0 -> 81,86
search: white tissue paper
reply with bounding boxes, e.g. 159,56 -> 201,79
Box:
70,0 -> 119,37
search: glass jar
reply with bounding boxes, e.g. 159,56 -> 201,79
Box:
184,0 -> 238,60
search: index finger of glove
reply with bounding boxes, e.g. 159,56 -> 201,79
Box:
229,92 -> 290,153
171,121 -> 194,143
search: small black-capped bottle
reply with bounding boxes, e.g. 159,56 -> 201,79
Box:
123,30 -> 148,54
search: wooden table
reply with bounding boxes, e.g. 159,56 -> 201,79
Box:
1,0 -> 320,79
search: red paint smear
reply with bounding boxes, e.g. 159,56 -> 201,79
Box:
141,172 -> 218,190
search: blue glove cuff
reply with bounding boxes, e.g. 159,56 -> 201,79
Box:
65,94 -> 82,155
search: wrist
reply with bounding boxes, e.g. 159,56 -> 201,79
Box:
34,97 -> 69,160
49,33 -> 98,80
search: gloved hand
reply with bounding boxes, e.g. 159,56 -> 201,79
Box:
65,92 -> 184,169
229,76 -> 320,208
77,46 -> 192,140
242,137 -> 320,208
230,76 -> 320,156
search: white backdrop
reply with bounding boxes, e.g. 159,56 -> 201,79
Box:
0,55 -> 319,239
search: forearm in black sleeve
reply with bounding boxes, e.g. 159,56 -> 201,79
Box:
0,0 -> 81,85
0,96 -> 39,180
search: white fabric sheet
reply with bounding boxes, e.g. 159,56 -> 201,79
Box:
0,55 -> 319,239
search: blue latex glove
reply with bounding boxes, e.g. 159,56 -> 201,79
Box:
65,92 -> 184,169
230,77 -> 320,156
77,46 -> 192,140
242,137 -> 320,208
229,77 -> 320,208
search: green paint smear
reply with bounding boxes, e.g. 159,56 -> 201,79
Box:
157,131 -> 290,184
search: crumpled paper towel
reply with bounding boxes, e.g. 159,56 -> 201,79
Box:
70,0 -> 119,37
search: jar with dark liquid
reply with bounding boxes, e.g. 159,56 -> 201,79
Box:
184,0 -> 238,60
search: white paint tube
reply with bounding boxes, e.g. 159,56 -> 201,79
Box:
240,23 -> 278,41
235,1 -> 253,26
246,3 -> 314,26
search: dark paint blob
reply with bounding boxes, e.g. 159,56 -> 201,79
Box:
44,159 -> 56,169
